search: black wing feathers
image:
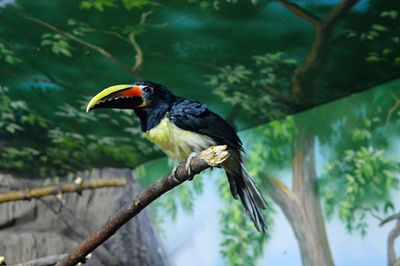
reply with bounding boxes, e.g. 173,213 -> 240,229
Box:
168,99 -> 243,152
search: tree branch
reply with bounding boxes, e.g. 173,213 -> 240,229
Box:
14,254 -> 69,266
17,13 -> 129,70
129,10 -> 152,75
84,28 -> 130,43
56,145 -> 229,266
0,178 -> 126,203
264,175 -> 298,212
276,0 -> 321,26
381,212 -> 400,227
129,32 -> 143,73
259,85 -> 295,106
291,0 -> 360,100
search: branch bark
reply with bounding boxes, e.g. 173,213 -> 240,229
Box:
0,178 -> 126,203
276,0 -> 321,26
56,145 -> 229,266
291,0 -> 360,100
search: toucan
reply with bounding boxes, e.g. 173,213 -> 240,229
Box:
86,81 -> 268,232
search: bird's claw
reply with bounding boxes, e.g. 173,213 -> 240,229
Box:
185,152 -> 198,181
171,165 -> 181,184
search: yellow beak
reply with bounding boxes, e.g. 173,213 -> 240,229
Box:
86,84 -> 143,112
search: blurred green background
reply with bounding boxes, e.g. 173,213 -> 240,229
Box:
0,0 -> 399,265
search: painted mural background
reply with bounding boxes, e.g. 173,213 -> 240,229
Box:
0,0 -> 399,265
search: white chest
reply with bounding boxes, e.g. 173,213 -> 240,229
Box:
143,118 -> 216,161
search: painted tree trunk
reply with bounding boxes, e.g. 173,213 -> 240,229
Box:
0,168 -> 168,266
387,219 -> 400,266
266,128 -> 334,266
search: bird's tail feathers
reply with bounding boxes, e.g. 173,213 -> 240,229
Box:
226,163 -> 268,232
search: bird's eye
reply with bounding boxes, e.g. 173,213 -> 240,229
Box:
143,86 -> 152,93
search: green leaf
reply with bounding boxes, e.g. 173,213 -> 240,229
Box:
384,202 -> 394,213
122,0 -> 154,10
371,24 -> 389,32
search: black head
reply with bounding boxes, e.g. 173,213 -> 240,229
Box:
133,81 -> 176,109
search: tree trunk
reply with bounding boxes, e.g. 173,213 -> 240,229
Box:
265,127 -> 334,266
0,168 -> 168,266
387,219 -> 400,266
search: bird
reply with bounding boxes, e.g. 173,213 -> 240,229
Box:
86,80 -> 268,232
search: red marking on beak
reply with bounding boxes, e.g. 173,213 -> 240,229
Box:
120,86 -> 142,97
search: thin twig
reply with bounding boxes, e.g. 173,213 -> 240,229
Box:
356,206 -> 384,223
84,28 -> 130,43
129,32 -> 143,73
18,13 -> 129,70
0,178 -> 126,203
129,10 -> 153,74
276,0 -> 321,26
56,145 -> 229,266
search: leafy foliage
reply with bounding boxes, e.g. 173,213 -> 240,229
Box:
317,85 -> 400,236
0,0 -> 400,264
321,146 -> 399,235
348,9 -> 400,67
41,33 -> 73,57
247,116 -> 296,169
218,176 -> 271,266
0,86 -> 157,177
0,43 -> 21,65
207,52 -> 296,121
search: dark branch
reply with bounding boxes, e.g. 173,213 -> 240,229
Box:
291,0 -> 360,100
56,145 -> 229,266
276,0 -> 321,26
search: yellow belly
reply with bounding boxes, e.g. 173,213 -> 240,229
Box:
143,118 -> 216,161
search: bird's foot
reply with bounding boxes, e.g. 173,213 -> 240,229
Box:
185,152 -> 198,181
171,165 -> 181,184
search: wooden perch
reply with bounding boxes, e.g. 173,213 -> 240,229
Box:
0,178 -> 127,204
14,254 -> 68,266
56,145 -> 229,266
